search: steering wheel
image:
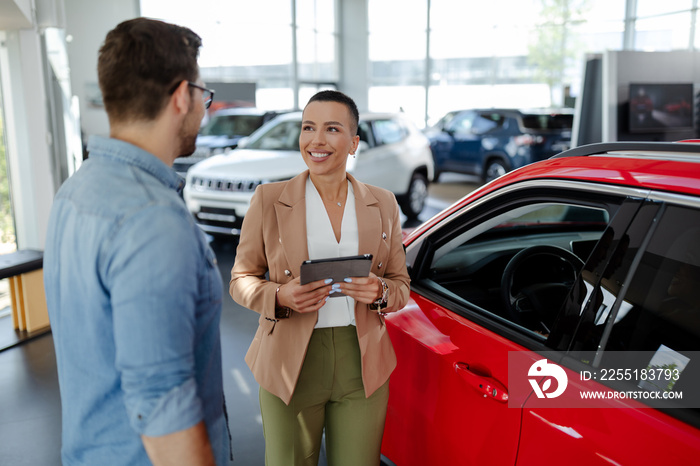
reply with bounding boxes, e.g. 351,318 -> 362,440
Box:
500,245 -> 584,332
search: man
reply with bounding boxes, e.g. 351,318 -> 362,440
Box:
43,18 -> 231,465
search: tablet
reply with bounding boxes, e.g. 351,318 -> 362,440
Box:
300,254 -> 373,297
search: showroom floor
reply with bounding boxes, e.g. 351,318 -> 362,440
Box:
0,177 -> 476,465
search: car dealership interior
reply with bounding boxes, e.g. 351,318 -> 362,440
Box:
1,0 -> 700,464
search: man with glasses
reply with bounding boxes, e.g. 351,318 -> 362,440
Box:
44,18 -> 231,465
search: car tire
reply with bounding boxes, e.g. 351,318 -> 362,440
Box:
484,159 -> 510,183
400,172 -> 428,220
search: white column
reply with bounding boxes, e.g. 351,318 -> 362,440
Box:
0,29 -> 56,250
338,0 -> 369,112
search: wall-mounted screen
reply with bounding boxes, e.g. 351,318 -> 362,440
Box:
628,83 -> 694,133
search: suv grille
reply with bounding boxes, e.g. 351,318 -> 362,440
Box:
190,176 -> 263,192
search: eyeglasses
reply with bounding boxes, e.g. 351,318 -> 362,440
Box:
187,82 -> 215,109
169,80 -> 215,109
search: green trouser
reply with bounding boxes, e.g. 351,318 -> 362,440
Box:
259,326 -> 390,466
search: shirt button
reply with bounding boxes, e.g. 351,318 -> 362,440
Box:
377,262 -> 383,269
285,269 -> 292,277
382,232 -> 387,240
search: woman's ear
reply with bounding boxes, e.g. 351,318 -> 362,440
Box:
351,134 -> 360,154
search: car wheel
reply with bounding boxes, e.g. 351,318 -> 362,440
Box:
400,172 -> 428,220
484,159 -> 509,183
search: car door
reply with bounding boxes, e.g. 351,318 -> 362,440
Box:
430,110 -> 482,176
444,111 -> 503,176
517,198 -> 700,465
382,182 -> 624,465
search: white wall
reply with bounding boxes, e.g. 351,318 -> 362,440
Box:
604,50 -> 700,142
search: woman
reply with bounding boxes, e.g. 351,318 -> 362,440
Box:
230,90 -> 410,466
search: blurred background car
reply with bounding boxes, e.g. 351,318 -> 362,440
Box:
172,107 -> 286,177
381,141 -> 700,466
183,111 -> 434,236
425,108 -> 573,183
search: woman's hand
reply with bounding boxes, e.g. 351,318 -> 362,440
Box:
339,273 -> 383,305
276,277 -> 334,314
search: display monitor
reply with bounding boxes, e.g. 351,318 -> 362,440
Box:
628,83 -> 694,133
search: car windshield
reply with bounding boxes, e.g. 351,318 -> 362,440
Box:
200,114 -> 264,137
245,119 -> 301,151
521,114 -> 574,130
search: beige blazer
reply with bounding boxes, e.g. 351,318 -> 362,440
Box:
230,171 -> 410,405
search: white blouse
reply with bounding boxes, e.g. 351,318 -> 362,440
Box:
305,177 -> 359,328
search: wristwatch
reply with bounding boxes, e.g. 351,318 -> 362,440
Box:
369,277 -> 389,310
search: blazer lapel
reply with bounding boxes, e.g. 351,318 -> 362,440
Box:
275,171 -> 310,277
350,173 -> 382,264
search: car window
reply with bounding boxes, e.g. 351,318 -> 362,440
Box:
200,114 -> 264,137
472,112 -> 504,134
563,203 -> 700,422
422,200 -> 610,337
373,119 -> 407,145
358,121 -> 375,148
446,112 -> 474,135
521,114 -> 574,130
246,120 -> 301,151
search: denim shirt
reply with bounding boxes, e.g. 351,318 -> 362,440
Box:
44,136 -> 230,465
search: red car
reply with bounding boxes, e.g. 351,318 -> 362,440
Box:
381,142 -> 700,465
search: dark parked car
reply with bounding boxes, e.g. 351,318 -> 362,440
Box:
381,141 -> 700,466
425,108 -> 573,182
173,107 -> 285,176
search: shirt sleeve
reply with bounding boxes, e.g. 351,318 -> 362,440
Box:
105,205 -> 204,437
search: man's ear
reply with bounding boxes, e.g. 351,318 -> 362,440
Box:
170,80 -> 190,115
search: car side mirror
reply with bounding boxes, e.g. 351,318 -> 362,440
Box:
237,137 -> 249,149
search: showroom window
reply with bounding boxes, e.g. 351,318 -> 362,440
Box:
0,75 -> 16,252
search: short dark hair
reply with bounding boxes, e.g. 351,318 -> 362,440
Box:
97,18 -> 202,123
306,90 -> 359,135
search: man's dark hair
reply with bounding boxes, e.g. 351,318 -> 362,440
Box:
306,90 -> 359,135
97,18 -> 202,123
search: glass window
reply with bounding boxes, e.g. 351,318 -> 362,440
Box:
0,85 -> 16,251
246,120 -> 300,151
599,205 -> 700,354
372,119 -> 407,145
424,201 -> 610,336
636,0 -> 693,18
200,115 -> 265,137
568,203 -> 700,415
635,12 -> 692,51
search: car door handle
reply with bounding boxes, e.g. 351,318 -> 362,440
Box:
454,362 -> 509,403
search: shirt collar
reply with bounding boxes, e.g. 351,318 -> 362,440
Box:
86,135 -> 184,192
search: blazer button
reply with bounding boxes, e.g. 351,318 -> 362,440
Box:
382,232 -> 387,240
285,269 -> 292,277
377,262 -> 383,269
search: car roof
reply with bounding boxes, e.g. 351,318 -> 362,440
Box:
269,110 -> 414,122
446,108 -> 574,116
210,107 -> 272,116
406,141 -> 700,243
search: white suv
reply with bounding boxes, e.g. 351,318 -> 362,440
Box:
184,111 -> 434,236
